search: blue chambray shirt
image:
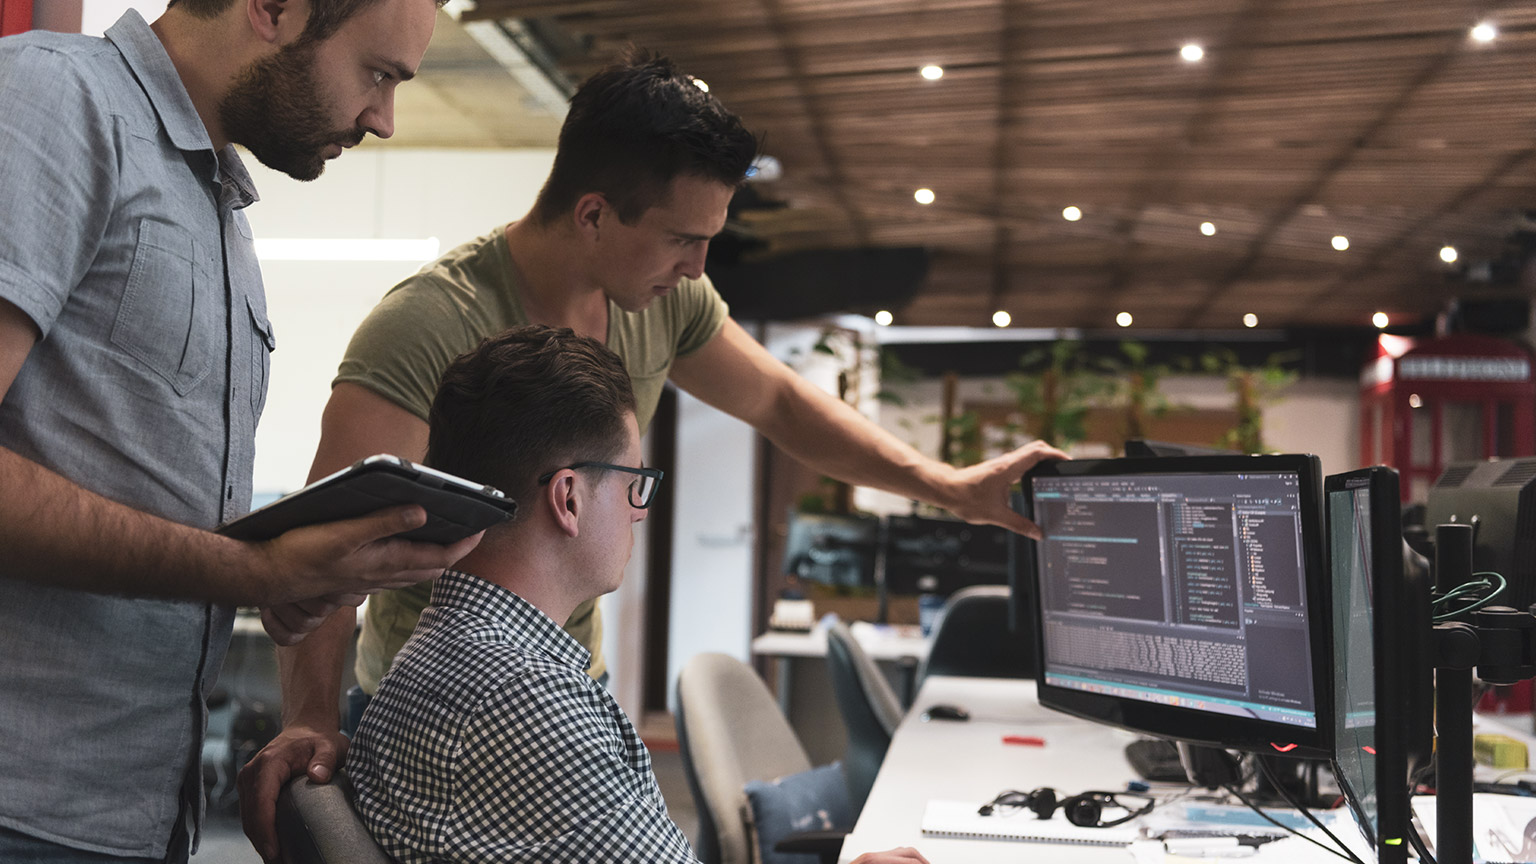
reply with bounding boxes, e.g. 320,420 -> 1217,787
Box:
0,11 -> 273,858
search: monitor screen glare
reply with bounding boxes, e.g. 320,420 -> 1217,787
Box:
1032,470 -> 1318,731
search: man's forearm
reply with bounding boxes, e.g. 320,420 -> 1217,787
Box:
277,607 -> 356,728
757,377 -> 959,509
0,445 -> 262,603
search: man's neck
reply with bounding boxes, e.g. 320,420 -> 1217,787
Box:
150,12 -> 236,151
504,220 -> 609,342
457,539 -> 586,626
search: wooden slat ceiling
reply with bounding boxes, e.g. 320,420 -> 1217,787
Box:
435,0 -> 1536,330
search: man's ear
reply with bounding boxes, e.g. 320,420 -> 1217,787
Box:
246,0 -> 308,46
572,192 -> 609,242
545,470 -> 582,539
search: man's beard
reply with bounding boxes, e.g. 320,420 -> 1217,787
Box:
218,41 -> 364,181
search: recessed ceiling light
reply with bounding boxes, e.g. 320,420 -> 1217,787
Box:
1243,313 -> 1258,328
875,310 -> 894,326
993,310 -> 1012,328
914,188 -> 936,205
1116,312 -> 1133,327
920,65 -> 944,80
1181,44 -> 1204,62
1373,311 -> 1389,329
1062,206 -> 1082,222
1200,221 -> 1217,236
1332,235 -> 1350,251
692,78 -> 710,92
1440,245 -> 1459,264
1471,22 -> 1498,43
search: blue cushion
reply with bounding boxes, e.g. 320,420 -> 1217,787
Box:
743,761 -> 852,864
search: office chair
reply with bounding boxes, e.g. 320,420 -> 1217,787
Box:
916,585 -> 1034,688
675,652 -> 845,864
275,771 -> 392,864
824,619 -> 904,814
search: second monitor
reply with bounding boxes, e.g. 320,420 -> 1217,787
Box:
1022,455 -> 1333,758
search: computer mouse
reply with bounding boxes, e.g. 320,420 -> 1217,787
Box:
922,703 -> 970,722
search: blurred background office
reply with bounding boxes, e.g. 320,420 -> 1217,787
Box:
3,1 -> 1533,860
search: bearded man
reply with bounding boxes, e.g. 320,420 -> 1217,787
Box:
0,0 -> 475,859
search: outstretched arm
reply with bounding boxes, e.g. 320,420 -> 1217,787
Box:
669,319 -> 1067,537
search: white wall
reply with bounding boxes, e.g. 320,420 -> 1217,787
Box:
242,148 -> 555,491
665,389 -> 758,702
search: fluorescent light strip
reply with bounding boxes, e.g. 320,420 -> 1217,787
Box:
254,238 -> 441,262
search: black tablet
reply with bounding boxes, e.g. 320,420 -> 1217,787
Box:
218,455 -> 517,544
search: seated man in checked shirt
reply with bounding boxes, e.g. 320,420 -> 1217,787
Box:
346,324 -> 927,864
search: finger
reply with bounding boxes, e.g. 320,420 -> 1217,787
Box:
443,530 -> 484,563
260,607 -> 305,647
291,597 -> 340,620
374,536 -> 482,573
318,504 -> 430,551
319,592 -> 369,608
238,751 -> 294,863
990,508 -> 1045,540
306,736 -> 345,783
1004,442 -> 1069,470
262,605 -> 324,646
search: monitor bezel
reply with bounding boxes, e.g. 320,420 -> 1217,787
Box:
1022,454 -> 1333,759
1325,468 -> 1393,854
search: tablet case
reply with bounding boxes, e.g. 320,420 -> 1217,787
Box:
218,455 -> 517,545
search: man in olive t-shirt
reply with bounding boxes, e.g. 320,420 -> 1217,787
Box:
240,52 -> 1066,864
336,224 -> 728,689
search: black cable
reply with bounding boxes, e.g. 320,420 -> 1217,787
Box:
1254,758 -> 1367,864
1406,818 -> 1437,864
1224,784 -> 1363,863
1407,766 -> 1437,864
1259,753 -> 1370,860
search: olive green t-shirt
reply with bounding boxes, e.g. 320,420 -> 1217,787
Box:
337,225 -> 729,691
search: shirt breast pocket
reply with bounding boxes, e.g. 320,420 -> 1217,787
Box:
110,220 -> 215,395
247,295 -> 275,418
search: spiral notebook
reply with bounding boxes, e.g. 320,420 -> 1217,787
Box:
920,799 -> 1142,846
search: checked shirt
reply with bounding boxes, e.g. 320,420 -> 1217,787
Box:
347,571 -> 698,863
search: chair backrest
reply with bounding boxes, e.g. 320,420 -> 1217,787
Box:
917,585 -> 1034,686
675,652 -> 813,864
275,771 -> 392,864
823,619 -> 904,813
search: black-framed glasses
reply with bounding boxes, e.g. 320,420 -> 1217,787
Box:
978,787 -> 1155,828
537,462 -> 665,509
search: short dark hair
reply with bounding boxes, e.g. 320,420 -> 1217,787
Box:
167,0 -> 446,44
530,49 -> 760,226
427,325 -> 637,513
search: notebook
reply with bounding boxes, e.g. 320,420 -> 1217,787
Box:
920,799 -> 1143,845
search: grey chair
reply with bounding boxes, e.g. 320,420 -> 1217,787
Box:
823,619 -> 904,815
917,585 -> 1034,687
275,771 -> 392,864
675,652 -> 844,864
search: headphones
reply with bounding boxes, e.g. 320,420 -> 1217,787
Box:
977,787 -> 1155,828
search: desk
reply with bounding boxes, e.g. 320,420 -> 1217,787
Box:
752,621 -> 929,711
839,675 -> 1364,864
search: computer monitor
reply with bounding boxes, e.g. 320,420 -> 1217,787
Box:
881,514 -> 1010,597
782,511 -> 879,590
1425,457 -> 1536,613
1326,467 -> 1430,864
1021,455 -> 1333,758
